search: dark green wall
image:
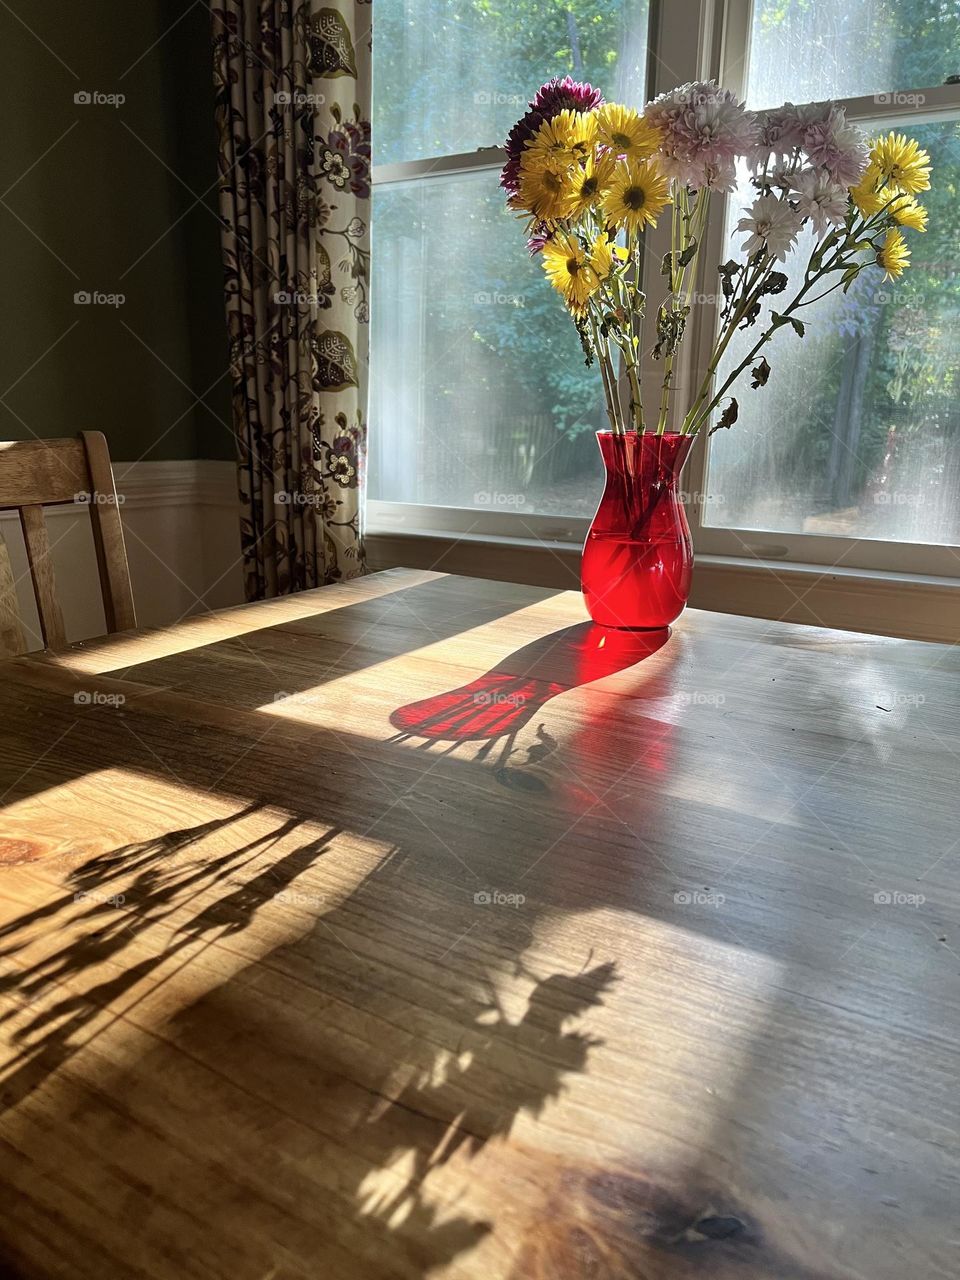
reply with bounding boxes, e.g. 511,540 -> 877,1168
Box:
0,1 -> 235,461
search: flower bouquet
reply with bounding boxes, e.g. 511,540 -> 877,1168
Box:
501,78 -> 932,628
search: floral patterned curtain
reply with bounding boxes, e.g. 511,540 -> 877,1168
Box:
211,1 -> 370,599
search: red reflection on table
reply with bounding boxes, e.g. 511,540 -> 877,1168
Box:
389,623 -> 669,757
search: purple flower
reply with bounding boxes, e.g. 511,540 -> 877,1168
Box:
526,222 -> 553,255
320,120 -> 371,199
500,76 -> 604,193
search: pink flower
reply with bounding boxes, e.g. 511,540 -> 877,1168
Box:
801,106 -> 868,186
645,81 -> 759,191
752,104 -> 809,161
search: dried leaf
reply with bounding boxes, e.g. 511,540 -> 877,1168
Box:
677,239 -> 698,269
710,397 -> 739,434
750,356 -> 771,388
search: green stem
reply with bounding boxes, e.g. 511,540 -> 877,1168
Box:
657,188 -> 709,435
589,310 -> 621,434
680,251 -> 773,434
685,229 -> 865,437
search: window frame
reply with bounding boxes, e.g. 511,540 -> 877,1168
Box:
685,0 -> 960,578
369,0 -> 960,585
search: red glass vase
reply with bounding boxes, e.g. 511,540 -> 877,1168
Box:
582,430 -> 694,630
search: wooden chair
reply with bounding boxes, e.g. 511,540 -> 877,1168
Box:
0,432 -> 136,653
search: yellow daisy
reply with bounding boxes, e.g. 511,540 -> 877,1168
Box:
589,235 -> 615,284
542,233 -> 605,311
870,132 -> 932,194
511,155 -> 576,224
567,153 -> 617,217
888,192 -> 928,231
602,159 -> 671,235
525,109 -> 598,167
876,227 -> 910,280
595,103 -> 662,160
849,163 -> 885,216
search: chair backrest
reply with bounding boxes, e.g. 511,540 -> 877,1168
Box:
0,432 -> 136,652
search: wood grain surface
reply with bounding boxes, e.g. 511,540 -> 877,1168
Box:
0,567 -> 957,1280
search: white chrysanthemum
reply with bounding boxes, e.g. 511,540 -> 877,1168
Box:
736,194 -> 802,261
764,161 -> 798,193
791,168 -> 849,235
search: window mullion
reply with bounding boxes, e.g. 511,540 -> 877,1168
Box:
640,0 -> 728,433
373,148 -> 504,187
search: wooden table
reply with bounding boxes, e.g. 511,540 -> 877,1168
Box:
0,568 -> 957,1279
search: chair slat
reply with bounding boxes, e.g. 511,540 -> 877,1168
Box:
0,439 -> 88,508
0,434 -> 136,652
0,530 -> 25,658
19,505 -> 66,649
82,432 -> 137,633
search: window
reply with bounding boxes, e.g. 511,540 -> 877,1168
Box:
703,119 -> 960,549
370,0 -> 960,584
370,0 -> 649,522
694,0 -> 960,575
